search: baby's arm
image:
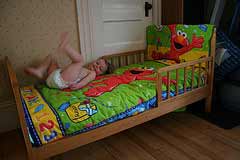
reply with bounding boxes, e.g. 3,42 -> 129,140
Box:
69,71 -> 96,90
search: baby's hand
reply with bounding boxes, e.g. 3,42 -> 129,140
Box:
69,83 -> 82,90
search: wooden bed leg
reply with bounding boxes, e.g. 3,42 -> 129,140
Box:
28,153 -> 46,160
27,154 -> 35,160
205,29 -> 216,113
205,96 -> 212,113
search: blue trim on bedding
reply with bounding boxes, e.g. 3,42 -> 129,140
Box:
22,86 -> 66,147
67,87 -> 201,137
68,96 -> 157,137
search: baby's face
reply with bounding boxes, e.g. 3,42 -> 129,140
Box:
89,59 -> 108,75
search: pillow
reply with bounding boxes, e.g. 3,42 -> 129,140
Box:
146,24 -> 214,64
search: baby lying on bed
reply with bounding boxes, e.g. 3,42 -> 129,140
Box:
25,33 -> 110,90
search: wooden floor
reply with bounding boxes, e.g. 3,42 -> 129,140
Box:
1,112 -> 240,160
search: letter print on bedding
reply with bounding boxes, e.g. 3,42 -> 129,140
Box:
58,102 -> 98,123
21,86 -> 63,144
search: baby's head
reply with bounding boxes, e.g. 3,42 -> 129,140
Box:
88,58 -> 112,75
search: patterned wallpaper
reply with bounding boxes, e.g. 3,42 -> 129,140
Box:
0,0 -> 80,85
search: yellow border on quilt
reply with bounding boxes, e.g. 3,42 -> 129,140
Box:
21,86 -> 63,144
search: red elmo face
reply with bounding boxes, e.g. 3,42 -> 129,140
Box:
172,30 -> 189,53
151,24 -> 204,63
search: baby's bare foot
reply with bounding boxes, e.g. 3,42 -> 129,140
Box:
24,67 -> 44,80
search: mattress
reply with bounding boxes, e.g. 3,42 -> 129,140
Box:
20,61 -> 205,146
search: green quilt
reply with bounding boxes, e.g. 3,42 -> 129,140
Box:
22,61 -> 204,146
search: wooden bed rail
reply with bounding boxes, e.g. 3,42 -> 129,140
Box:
157,56 -> 214,107
101,49 -> 145,70
157,29 -> 216,113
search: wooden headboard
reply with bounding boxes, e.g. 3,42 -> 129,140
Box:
101,50 -> 146,71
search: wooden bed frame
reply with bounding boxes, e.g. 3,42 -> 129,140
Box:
5,31 -> 216,160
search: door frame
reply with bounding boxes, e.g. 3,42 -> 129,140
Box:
76,0 -> 161,62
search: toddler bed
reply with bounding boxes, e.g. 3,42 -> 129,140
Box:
6,24 -> 216,160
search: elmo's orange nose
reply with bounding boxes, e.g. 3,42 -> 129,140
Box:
175,35 -> 185,44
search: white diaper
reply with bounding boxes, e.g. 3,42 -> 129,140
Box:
46,69 -> 69,89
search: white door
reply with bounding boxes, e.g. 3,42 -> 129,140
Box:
77,0 -> 153,62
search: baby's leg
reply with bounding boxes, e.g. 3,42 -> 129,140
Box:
58,32 -> 84,63
24,55 -> 54,80
61,62 -> 83,83
49,32 -> 85,83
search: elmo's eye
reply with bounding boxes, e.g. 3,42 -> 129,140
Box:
177,30 -> 182,36
182,32 -> 187,38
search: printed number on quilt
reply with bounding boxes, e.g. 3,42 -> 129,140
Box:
44,130 -> 58,142
39,120 -> 54,132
